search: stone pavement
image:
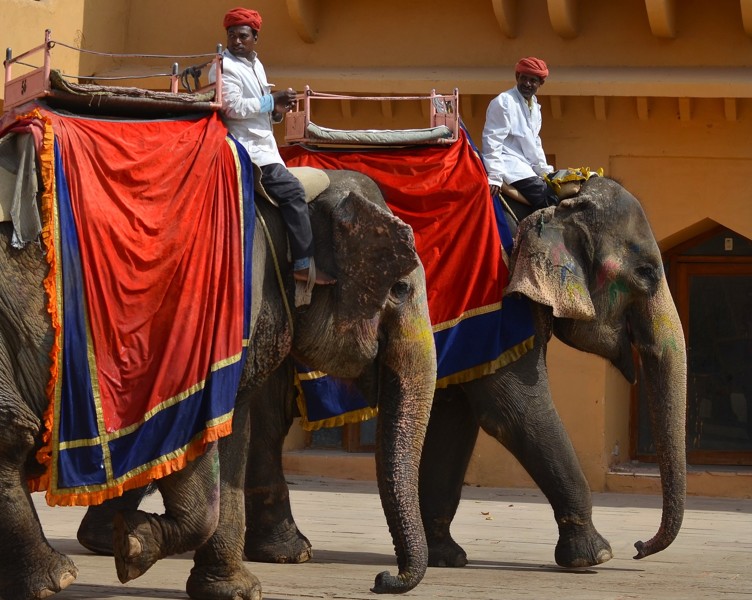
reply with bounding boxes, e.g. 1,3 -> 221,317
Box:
35,476 -> 751,600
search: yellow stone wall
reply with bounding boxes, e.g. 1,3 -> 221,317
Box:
2,0 -> 751,496
0,0 -> 132,110
1,0 -> 85,105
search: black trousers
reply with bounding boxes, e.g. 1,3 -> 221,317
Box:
259,162 -> 314,263
510,175 -> 560,211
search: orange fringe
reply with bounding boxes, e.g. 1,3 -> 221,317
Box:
23,109 -> 57,495
43,420 -> 233,507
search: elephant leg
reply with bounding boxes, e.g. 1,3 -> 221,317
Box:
77,484 -> 154,555
0,381 -> 77,597
113,441 -> 221,583
0,467 -> 79,599
243,361 -> 312,564
419,387 -> 479,568
469,347 -> 612,568
188,388 -> 262,600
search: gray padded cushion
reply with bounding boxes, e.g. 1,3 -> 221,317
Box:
306,122 -> 453,145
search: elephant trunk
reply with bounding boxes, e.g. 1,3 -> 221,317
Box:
631,278 -> 687,559
371,294 -> 436,594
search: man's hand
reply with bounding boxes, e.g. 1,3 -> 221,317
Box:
489,184 -> 501,198
272,88 -> 297,115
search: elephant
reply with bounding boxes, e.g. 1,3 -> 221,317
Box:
0,220 -> 224,598
185,168 -> 437,599
0,166 -> 437,599
171,174 -> 687,572
421,176 -> 686,568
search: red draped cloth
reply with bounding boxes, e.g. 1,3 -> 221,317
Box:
281,130 -> 533,393
12,108 -> 253,506
281,130 -> 507,328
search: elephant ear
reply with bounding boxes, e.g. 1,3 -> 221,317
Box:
332,191 -> 420,322
507,201 -> 596,320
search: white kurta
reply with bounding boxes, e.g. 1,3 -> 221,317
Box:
481,86 -> 553,187
208,50 -> 283,167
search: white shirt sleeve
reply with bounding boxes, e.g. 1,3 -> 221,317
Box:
218,62 -> 264,119
531,111 -> 553,176
481,95 -> 511,187
207,53 -> 284,167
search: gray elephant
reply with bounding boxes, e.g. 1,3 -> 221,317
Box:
1,166 -> 436,599
421,176 -> 686,567
185,169 -> 437,599
182,175 -> 687,571
1,211 -> 225,597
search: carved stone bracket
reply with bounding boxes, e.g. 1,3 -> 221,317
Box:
547,0 -> 578,38
461,94 -> 475,119
741,0 -> 752,36
492,0 -> 577,39
644,0 -> 676,38
286,0 -> 319,43
636,97 -> 650,120
549,96 -> 563,119
593,96 -> 606,121
491,0 -> 518,38
678,97 -> 691,121
724,98 -> 737,121
340,98 -> 352,119
380,97 -> 393,119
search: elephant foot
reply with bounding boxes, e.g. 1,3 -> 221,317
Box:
9,549 -> 78,600
427,537 -> 468,568
77,511 -> 115,556
113,510 -> 161,583
186,565 -> 262,600
77,487 -> 152,555
555,523 -> 613,568
244,520 -> 312,564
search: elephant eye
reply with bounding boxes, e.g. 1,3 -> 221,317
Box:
390,279 -> 411,302
635,264 -> 659,283
633,263 -> 661,294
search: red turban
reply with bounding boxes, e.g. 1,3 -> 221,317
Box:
515,57 -> 549,80
223,7 -> 262,31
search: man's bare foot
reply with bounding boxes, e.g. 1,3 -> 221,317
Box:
294,268 -> 337,285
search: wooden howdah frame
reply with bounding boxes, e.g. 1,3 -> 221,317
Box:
3,29 -> 223,117
284,86 -> 460,147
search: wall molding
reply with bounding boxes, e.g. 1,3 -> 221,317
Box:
286,0 -> 752,42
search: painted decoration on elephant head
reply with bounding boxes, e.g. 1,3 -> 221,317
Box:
18,108 -> 255,507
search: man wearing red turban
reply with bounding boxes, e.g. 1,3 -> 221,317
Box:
222,7 -> 262,30
209,8 -> 336,286
481,56 -> 559,217
515,57 -> 549,81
